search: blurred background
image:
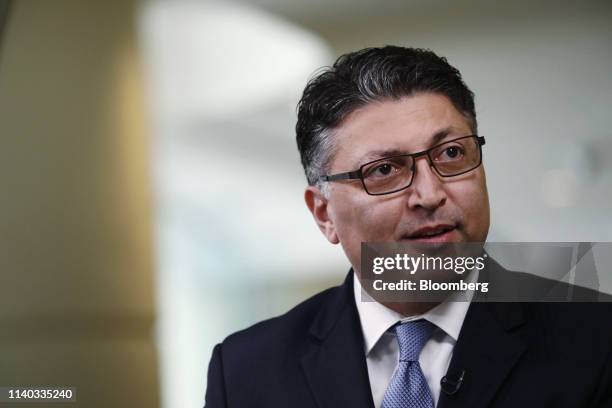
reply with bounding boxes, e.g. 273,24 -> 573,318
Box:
0,0 -> 610,407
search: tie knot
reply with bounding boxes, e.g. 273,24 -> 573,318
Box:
395,319 -> 436,362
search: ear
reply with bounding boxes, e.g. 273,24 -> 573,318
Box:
304,185 -> 340,244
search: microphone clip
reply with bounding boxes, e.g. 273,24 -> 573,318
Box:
440,369 -> 466,396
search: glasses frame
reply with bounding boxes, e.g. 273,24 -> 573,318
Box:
318,135 -> 486,196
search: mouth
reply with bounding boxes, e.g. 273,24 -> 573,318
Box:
401,224 -> 457,243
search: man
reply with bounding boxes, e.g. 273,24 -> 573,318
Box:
204,46 -> 612,407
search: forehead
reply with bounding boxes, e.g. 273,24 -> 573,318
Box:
331,93 -> 473,168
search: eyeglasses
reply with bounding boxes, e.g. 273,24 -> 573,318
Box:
318,135 -> 486,196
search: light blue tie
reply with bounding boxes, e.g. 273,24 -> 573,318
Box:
381,319 -> 436,408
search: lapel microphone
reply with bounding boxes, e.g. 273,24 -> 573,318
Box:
440,369 -> 466,395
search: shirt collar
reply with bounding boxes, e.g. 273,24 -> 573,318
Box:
353,270 -> 477,355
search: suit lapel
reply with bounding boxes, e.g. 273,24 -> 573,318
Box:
300,263 -> 528,408
301,271 -> 375,408
438,259 -> 528,408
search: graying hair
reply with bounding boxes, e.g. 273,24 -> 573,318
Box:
307,128 -> 335,194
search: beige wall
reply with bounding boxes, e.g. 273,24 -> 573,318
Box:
0,1 -> 158,406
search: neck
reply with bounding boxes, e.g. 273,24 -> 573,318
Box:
382,301 -> 440,317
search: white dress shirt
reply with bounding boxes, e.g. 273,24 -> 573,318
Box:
353,271 -> 478,407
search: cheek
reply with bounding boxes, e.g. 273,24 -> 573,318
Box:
451,178 -> 490,239
331,191 -> 402,242
332,195 -> 404,272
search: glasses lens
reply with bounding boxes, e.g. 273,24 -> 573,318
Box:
362,155 -> 414,194
430,137 -> 481,176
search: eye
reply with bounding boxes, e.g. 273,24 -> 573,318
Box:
375,163 -> 393,175
446,146 -> 459,158
436,145 -> 465,162
364,162 -> 401,179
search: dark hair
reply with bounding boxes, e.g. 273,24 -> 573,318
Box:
296,46 -> 477,186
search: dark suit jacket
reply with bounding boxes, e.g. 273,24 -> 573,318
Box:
205,259 -> 612,407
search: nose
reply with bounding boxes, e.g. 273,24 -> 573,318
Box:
405,156 -> 447,211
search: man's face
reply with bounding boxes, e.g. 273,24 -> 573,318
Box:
305,92 -> 490,272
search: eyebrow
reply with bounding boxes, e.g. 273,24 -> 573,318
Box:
356,126 -> 461,164
430,126 -> 457,146
358,149 -> 406,164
